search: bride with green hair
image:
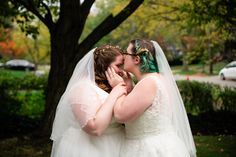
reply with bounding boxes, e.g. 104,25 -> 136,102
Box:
106,39 -> 196,157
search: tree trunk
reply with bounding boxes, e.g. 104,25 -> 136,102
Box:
208,41 -> 213,74
182,52 -> 188,71
223,39 -> 236,61
37,0 -> 144,138
39,19 -> 98,138
40,22 -> 83,137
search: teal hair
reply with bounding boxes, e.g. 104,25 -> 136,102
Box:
134,40 -> 159,73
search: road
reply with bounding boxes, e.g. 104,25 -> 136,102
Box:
174,75 -> 236,88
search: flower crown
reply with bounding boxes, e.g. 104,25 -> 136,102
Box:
95,45 -> 121,55
135,40 -> 149,55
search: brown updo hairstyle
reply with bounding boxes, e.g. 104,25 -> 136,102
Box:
94,44 -> 123,93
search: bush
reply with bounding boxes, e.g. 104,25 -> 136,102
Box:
177,81 -> 236,114
177,81 -> 236,135
0,72 -> 47,90
177,81 -> 214,114
218,87 -> 236,112
0,72 -> 47,138
0,73 -> 47,118
1,71 -> 235,136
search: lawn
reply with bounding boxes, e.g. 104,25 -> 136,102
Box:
195,135 -> 236,157
0,135 -> 235,157
0,69 -> 33,78
171,62 -> 227,75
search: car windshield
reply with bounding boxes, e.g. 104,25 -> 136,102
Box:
226,61 -> 236,68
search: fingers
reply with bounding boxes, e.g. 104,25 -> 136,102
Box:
118,82 -> 126,86
105,71 -> 111,81
120,70 -> 127,78
105,67 -> 114,79
117,84 -> 127,95
108,67 -> 115,78
106,67 -> 126,88
111,67 -> 116,75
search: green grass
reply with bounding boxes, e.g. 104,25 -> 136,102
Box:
195,135 -> 236,157
0,135 -> 235,157
0,69 -> 33,78
171,62 -> 227,75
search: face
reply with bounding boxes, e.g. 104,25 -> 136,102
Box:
123,43 -> 136,72
109,54 -> 124,76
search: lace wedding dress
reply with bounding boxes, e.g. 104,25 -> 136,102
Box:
120,76 -> 190,157
51,83 -> 125,157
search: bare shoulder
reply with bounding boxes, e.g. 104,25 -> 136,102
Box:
134,76 -> 158,91
128,76 -> 158,102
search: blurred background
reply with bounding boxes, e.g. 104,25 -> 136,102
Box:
0,0 -> 235,156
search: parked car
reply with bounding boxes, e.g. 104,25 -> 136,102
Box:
5,59 -> 36,71
219,61 -> 236,80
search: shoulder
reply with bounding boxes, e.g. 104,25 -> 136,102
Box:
135,76 -> 158,90
128,76 -> 159,101
68,81 -> 98,100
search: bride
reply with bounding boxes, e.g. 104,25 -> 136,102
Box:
106,39 -> 197,157
50,45 -> 127,157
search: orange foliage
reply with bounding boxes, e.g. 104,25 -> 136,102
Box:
0,39 -> 25,57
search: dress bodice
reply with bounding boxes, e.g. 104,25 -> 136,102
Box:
125,76 -> 174,139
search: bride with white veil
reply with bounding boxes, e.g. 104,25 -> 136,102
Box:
50,45 -> 126,157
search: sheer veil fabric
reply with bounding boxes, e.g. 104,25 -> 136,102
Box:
50,48 -> 96,141
151,41 -> 196,157
50,42 -> 196,157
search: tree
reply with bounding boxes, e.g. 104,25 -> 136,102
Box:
0,27 -> 26,58
93,0 -> 186,61
4,0 -> 144,137
14,21 -> 51,65
180,0 -> 236,61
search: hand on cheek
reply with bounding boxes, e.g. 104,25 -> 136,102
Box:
105,67 -> 124,88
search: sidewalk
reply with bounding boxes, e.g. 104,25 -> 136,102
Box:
174,75 -> 236,88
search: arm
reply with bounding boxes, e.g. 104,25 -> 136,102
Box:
114,78 -> 157,123
72,83 -> 126,136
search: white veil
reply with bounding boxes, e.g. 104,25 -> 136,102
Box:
151,41 -> 196,157
50,48 -> 96,141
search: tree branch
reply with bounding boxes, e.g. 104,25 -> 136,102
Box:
77,0 -> 96,38
81,0 -> 95,19
78,0 -> 144,59
12,0 -> 54,30
41,1 -> 54,29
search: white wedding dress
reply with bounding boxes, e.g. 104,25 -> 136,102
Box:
51,83 -> 125,157
120,76 -> 190,157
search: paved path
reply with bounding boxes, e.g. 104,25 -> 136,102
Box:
174,75 -> 236,88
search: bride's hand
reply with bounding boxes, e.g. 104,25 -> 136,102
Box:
110,82 -> 127,98
121,70 -> 133,93
105,67 -> 124,88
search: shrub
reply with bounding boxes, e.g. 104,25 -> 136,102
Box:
177,81 -> 236,114
0,73 -> 47,119
177,81 -> 214,114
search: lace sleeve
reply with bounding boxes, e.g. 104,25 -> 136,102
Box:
68,81 -> 101,128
